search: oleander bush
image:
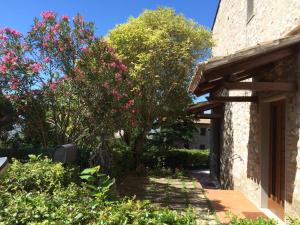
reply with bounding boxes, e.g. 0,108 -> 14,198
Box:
0,156 -> 197,224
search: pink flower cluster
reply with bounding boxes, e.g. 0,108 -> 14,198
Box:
114,73 -> 122,81
81,47 -> 89,54
74,15 -> 83,24
47,76 -> 68,92
0,64 -> 7,74
44,57 -> 50,63
123,99 -> 134,109
10,76 -> 20,90
32,21 -> 45,31
41,11 -> 56,21
61,15 -> 69,21
109,59 -> 128,73
30,63 -> 42,73
112,89 -> 122,101
3,50 -> 18,65
2,28 -> 22,38
102,81 -> 109,89
51,24 -> 60,34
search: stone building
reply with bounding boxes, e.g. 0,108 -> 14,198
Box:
191,119 -> 211,150
189,0 -> 300,221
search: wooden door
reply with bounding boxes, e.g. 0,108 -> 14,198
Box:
268,100 -> 285,219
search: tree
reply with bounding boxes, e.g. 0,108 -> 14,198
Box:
149,116 -> 198,151
107,8 -> 212,166
0,12 -> 96,147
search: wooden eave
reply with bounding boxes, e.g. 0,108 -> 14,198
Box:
189,34 -> 300,96
188,101 -> 223,114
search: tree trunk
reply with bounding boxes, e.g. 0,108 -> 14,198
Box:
89,134 -> 112,175
133,124 -> 151,170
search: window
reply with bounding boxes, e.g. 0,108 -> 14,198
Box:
200,128 -> 206,136
247,0 -> 254,23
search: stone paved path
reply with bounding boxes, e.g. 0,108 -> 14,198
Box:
118,173 -> 217,225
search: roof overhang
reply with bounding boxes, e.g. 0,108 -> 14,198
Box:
189,34 -> 300,96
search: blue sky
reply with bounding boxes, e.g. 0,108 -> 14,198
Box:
0,0 -> 219,36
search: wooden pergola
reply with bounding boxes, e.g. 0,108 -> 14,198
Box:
188,34 -> 300,117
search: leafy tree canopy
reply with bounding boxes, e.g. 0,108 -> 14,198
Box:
107,8 -> 213,164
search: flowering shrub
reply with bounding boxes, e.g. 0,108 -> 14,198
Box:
0,11 -> 134,147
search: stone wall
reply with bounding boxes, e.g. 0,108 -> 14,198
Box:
212,0 -> 300,218
213,0 -> 300,56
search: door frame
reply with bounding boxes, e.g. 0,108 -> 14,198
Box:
267,99 -> 286,219
259,96 -> 287,220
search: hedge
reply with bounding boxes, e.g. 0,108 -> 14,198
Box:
142,148 -> 209,169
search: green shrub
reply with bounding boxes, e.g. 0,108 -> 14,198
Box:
229,217 -> 277,225
0,155 -> 77,193
0,147 -> 55,160
142,148 -> 209,170
166,149 -> 209,169
0,156 -> 197,224
110,140 -> 135,179
289,217 -> 300,225
98,199 -> 197,225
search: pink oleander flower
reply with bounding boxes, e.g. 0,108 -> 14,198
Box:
112,89 -> 121,101
119,64 -> 128,72
102,81 -> 109,89
23,44 -> 30,51
10,76 -> 20,90
107,46 -> 114,53
110,62 -> 117,68
123,99 -> 134,109
0,35 -> 7,41
30,63 -> 42,73
61,15 -> 69,21
41,11 -> 56,20
0,64 -> 7,74
33,21 -> 45,31
4,27 -> 21,37
81,47 -> 89,53
115,73 -> 122,81
52,24 -> 60,34
3,51 -> 18,65
74,15 -> 83,24
49,82 -> 58,91
44,57 -> 50,63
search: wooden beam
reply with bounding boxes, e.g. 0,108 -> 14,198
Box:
188,101 -> 222,113
223,82 -> 297,92
207,96 -> 258,102
195,114 -> 223,119
259,94 -> 287,103
203,47 -> 295,81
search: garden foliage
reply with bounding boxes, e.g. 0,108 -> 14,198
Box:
142,148 -> 209,170
108,8 -> 213,165
0,157 -> 197,224
0,11 -> 134,149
